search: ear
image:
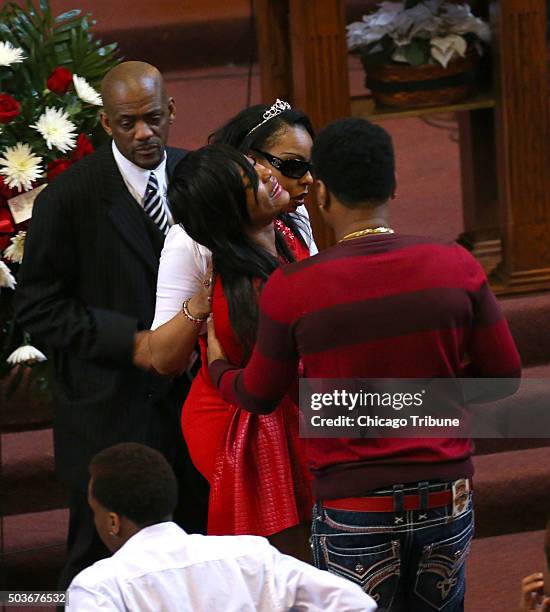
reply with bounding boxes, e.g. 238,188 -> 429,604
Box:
315,180 -> 329,210
108,512 -> 121,537
168,97 -> 176,125
100,111 -> 112,137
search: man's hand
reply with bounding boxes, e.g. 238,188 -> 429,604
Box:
206,316 -> 226,365
133,330 -> 153,371
520,573 -> 550,611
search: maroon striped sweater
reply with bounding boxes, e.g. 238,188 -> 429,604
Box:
210,234 -> 521,499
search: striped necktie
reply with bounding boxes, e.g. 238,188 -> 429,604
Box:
143,172 -> 169,236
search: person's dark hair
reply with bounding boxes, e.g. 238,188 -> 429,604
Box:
312,117 -> 396,207
209,104 -> 315,244
169,144 -> 294,356
89,443 -> 177,527
209,104 -> 315,154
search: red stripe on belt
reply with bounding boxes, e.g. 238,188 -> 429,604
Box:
322,490 -> 452,512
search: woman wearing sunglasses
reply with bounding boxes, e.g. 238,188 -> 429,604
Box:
152,100 -> 317,333
148,103 -> 316,561
209,100 -> 316,251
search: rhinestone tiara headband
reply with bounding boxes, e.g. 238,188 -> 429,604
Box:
245,98 -> 292,137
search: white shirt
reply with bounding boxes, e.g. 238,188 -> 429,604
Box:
67,522 -> 376,612
112,141 -> 174,225
151,208 -> 318,330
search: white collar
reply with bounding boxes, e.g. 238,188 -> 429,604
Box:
114,522 -> 184,558
112,140 -> 167,202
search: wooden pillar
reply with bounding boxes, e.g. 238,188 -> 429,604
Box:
253,0 -> 292,102
287,0 -> 351,248
457,108 -> 501,274
288,0 -> 350,127
490,0 -> 550,293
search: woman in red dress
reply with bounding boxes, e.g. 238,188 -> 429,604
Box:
150,143 -> 313,560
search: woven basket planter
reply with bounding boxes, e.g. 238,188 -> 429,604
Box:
361,52 -> 479,109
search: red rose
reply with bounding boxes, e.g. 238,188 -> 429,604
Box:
0,176 -> 18,201
0,207 -> 15,250
47,159 -> 73,182
47,66 -> 73,95
71,133 -> 94,161
0,93 -> 21,124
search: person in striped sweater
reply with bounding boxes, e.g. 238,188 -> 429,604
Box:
207,117 -> 521,611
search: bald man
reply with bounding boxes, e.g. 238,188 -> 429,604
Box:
15,61 -> 208,589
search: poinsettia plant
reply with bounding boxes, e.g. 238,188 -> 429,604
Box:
347,1 -> 490,68
0,0 -> 119,398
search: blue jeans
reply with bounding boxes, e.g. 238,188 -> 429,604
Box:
311,483 -> 474,612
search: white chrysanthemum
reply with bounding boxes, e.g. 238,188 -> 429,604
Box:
0,260 -> 16,289
73,74 -> 103,106
0,143 -> 44,192
4,230 -> 26,264
7,344 -> 47,366
31,107 -> 77,153
0,41 -> 26,67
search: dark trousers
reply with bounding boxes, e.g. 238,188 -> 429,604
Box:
58,443 -> 209,591
58,489 -> 110,592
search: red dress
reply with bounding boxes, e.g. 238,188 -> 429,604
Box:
181,223 -> 312,536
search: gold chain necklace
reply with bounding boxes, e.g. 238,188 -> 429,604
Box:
339,226 -> 394,243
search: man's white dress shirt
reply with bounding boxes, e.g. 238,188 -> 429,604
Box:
112,141 -> 174,225
67,522 -> 376,611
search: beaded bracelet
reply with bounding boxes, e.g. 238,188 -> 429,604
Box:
182,298 -> 208,324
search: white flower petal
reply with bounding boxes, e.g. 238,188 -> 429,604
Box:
391,48 -> 409,63
0,143 -> 43,192
7,344 -> 47,365
378,2 -> 403,13
4,231 -> 26,264
347,23 -> 391,48
431,45 -> 456,68
0,260 -> 16,289
31,107 -> 77,153
406,3 -> 437,22
73,75 -> 103,106
432,34 -> 467,55
0,41 -> 26,67
442,4 -> 491,42
391,33 -> 413,47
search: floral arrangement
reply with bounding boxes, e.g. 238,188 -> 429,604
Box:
0,0 -> 119,398
347,1 -> 490,68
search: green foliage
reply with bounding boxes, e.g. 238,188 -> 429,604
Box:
0,0 -> 121,401
0,0 -> 120,149
402,40 -> 431,66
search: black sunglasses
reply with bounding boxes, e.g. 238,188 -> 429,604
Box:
252,149 -> 312,179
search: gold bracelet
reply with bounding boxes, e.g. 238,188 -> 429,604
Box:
182,298 -> 208,324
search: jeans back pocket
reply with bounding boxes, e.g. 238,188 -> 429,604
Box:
320,536 -> 400,610
414,517 -> 473,610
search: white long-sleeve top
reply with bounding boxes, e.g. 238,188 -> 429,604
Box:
151,209 -> 318,330
67,522 -> 377,612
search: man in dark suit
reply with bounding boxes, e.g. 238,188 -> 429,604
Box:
15,61 -> 207,590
